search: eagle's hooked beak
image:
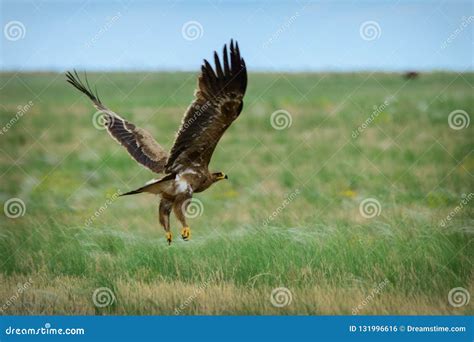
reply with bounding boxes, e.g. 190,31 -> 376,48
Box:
216,173 -> 228,180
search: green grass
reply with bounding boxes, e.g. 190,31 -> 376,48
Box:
0,71 -> 473,315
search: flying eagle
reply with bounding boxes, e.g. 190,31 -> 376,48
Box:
66,40 -> 247,244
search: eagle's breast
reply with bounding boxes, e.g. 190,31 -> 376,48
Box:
173,168 -> 204,196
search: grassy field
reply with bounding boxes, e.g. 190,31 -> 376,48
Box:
0,71 -> 472,315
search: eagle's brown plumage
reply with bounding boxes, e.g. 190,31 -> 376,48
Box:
66,40 -> 247,244
165,40 -> 247,173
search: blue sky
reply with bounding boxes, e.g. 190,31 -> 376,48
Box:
1,0 -> 472,71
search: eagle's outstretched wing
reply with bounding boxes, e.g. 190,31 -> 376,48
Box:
66,71 -> 168,174
165,40 -> 247,173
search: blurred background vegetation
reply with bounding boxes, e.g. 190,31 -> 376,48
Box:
0,71 -> 472,314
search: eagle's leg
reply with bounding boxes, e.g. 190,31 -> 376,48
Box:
173,195 -> 191,241
159,198 -> 173,245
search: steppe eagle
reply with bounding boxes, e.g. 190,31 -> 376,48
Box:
66,40 -> 247,244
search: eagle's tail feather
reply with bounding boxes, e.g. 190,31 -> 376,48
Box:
119,175 -> 174,196
119,183 -> 156,196
119,188 -> 144,196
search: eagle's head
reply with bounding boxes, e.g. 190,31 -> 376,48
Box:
212,172 -> 228,183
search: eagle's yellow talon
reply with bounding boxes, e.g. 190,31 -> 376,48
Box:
166,232 -> 172,245
181,227 -> 191,241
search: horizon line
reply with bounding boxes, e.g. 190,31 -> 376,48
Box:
1,68 -> 472,74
